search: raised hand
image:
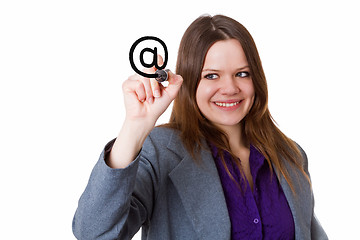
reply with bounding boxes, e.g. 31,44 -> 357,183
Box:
108,56 -> 183,168
122,58 -> 183,129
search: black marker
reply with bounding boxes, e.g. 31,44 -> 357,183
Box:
155,69 -> 170,82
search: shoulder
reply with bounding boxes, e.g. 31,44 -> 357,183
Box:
141,126 -> 186,159
293,142 -> 309,173
136,127 -> 188,188
145,127 -> 181,150
148,126 -> 180,143
148,126 -> 183,149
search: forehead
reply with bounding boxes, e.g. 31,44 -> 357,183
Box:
203,39 -> 248,70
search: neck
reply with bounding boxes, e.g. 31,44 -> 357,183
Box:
219,123 -> 249,152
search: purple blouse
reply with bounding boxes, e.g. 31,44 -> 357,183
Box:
210,144 -> 295,240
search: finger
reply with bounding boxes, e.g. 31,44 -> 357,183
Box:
167,71 -> 183,87
122,78 -> 146,103
155,54 -> 164,70
142,66 -> 160,102
152,55 -> 165,98
126,74 -> 148,102
127,73 -> 138,81
142,54 -> 163,74
134,81 -> 146,103
164,71 -> 183,99
166,71 -> 183,98
136,54 -> 165,101
139,77 -> 153,103
150,77 -> 162,98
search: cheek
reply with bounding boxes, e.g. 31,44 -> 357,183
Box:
196,81 -> 215,105
243,80 -> 256,107
245,80 -> 255,98
195,84 -> 202,107
249,88 -> 255,103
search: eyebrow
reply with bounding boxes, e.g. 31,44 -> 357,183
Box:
202,65 -> 250,72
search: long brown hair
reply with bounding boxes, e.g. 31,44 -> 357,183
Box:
163,14 -> 309,192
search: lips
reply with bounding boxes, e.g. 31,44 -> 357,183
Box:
213,100 -> 243,108
214,101 -> 241,107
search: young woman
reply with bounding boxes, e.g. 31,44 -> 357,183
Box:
73,15 -> 328,239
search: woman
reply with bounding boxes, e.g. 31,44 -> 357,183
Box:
73,15 -> 328,239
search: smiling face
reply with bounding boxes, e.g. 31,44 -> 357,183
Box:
196,39 -> 255,133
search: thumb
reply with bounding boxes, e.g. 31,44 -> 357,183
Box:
164,71 -> 183,99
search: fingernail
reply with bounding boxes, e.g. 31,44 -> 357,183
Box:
154,90 -> 160,98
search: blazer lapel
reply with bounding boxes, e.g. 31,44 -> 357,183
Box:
165,129 -> 312,240
274,160 -> 313,240
167,132 -> 231,240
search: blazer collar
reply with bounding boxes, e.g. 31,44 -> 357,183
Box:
167,131 -> 231,240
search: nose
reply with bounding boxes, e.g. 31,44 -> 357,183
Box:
219,76 -> 240,95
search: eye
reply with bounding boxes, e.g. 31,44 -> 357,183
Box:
236,71 -> 250,78
204,73 -> 219,80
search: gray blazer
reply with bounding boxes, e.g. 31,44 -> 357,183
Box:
73,127 -> 328,240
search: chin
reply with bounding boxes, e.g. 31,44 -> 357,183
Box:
213,119 -> 243,129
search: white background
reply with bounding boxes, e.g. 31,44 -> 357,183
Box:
1,0 -> 359,239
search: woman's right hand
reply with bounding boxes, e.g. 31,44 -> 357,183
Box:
107,57 -> 183,169
122,65 -> 183,130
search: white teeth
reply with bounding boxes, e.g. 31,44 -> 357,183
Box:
214,101 -> 240,107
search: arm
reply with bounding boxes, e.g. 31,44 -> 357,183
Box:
311,212 -> 328,240
72,59 -> 183,239
297,145 -> 328,240
72,140 -> 142,239
72,135 -> 160,239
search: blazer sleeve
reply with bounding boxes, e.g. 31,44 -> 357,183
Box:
72,137 -> 160,240
298,145 -> 329,240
